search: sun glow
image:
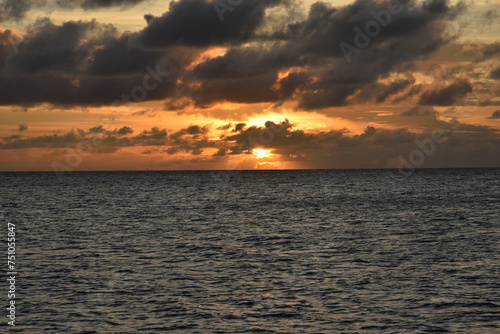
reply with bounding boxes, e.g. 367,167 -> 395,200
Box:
253,149 -> 271,159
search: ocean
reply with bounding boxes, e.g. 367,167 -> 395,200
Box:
1,169 -> 499,333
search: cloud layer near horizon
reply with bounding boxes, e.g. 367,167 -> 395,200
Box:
1,115 -> 499,169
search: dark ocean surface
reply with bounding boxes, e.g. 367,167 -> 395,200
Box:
1,169 -> 499,333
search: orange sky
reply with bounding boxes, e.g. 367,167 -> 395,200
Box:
0,0 -> 499,171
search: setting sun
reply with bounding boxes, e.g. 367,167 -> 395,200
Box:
253,149 -> 271,159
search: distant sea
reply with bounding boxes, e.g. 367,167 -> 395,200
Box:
1,169 -> 499,333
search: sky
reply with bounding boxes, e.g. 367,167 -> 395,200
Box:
0,0 -> 499,171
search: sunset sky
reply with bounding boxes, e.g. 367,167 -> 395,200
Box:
0,0 -> 499,171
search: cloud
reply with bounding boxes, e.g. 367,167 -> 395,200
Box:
217,118 -> 500,168
0,126 -> 154,150
165,125 -> 216,155
482,42 -> 500,60
376,78 -> 415,103
0,19 -> 181,106
491,67 -> 500,80
0,0 -> 32,22
400,106 -> 437,116
418,78 -> 472,106
80,0 -> 145,10
85,34 -> 163,76
0,24 -> 20,69
116,126 -> 133,135
483,9 -> 498,22
0,0 -> 147,22
5,19 -> 118,74
1,116 -> 499,168
217,123 -> 233,131
137,0 -> 285,47
0,130 -> 84,150
232,123 -> 246,132
184,0 -> 466,109
0,0 -> 485,111
350,76 -> 416,104
0,124 -> 216,156
488,110 -> 500,119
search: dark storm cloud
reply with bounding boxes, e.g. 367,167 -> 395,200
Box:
188,72 -> 300,107
192,46 -> 304,80
4,19 -> 117,74
294,0 -> 463,109
0,19 -> 182,106
84,33 -> 198,77
86,34 -> 163,76
0,0 -> 476,109
482,42 -> 500,60
137,0 -> 284,47
185,0 -> 466,109
488,110 -> 500,119
0,72 -> 178,106
0,0 -> 32,21
491,67 -> 500,80
418,78 -> 472,106
269,0 -> 462,57
183,45 -> 311,106
11,19 -> 188,79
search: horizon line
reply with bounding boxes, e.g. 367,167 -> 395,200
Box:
1,167 -> 499,173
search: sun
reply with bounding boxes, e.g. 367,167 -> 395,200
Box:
253,149 -> 271,159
